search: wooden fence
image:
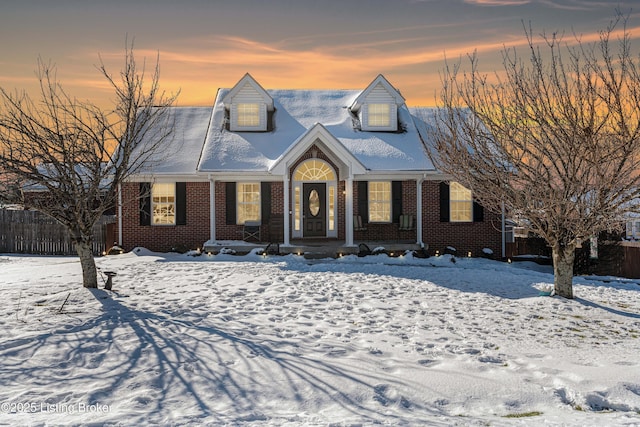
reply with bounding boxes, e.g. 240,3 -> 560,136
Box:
0,209 -> 115,256
613,242 -> 640,279
507,237 -> 640,279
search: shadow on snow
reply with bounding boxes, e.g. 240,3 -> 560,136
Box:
0,288 -> 453,425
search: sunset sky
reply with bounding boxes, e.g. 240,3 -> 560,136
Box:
1,0 -> 639,108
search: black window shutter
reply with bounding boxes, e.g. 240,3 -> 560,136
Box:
439,182 -> 450,222
261,182 -> 271,224
139,182 -> 151,226
176,182 -> 187,225
357,181 -> 369,224
473,201 -> 484,222
225,182 -> 236,225
392,181 -> 403,223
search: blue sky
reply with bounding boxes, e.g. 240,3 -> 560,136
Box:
1,0 -> 638,107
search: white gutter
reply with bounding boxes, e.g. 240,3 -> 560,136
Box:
501,201 -> 506,259
117,183 -> 123,246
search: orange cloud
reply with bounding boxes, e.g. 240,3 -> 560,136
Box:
11,20 -> 640,110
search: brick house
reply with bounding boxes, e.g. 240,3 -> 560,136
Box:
117,73 -> 504,256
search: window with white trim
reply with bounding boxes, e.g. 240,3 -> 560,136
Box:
294,186 -> 301,231
450,181 -> 473,222
293,159 -> 336,181
237,103 -> 260,127
152,183 -> 175,225
367,103 -> 391,127
368,181 -> 391,222
329,186 -> 335,231
237,183 -> 261,224
627,220 -> 640,240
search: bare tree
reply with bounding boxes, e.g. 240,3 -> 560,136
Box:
427,14 -> 640,298
0,43 -> 177,288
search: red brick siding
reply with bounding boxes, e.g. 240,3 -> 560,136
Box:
215,181 -> 285,241
120,181 -> 210,252
119,178 -> 503,256
353,180 -> 418,241
422,181 -> 502,257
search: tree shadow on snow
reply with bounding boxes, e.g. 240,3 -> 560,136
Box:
574,298 -> 640,319
0,288 -> 450,425
277,257 -> 545,300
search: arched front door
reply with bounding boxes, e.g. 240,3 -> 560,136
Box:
292,159 -> 337,239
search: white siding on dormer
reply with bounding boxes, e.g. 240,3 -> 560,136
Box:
367,83 -> 396,103
229,83 -> 268,131
359,83 -> 398,131
234,83 -> 266,103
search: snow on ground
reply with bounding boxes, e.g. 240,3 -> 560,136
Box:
0,250 -> 639,426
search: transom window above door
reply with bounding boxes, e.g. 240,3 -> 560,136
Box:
293,159 -> 336,181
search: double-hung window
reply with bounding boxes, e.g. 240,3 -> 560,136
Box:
368,181 -> 391,222
367,103 -> 391,127
237,103 -> 260,127
627,220 -> 640,240
152,183 -> 175,225
450,181 -> 473,222
237,183 -> 261,224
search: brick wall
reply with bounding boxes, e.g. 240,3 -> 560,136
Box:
353,180 -> 418,241
215,181 -> 285,241
119,179 -> 503,256
422,181 -> 502,257
120,181 -> 210,252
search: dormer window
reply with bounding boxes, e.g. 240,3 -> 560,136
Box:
350,75 -> 404,132
237,103 -> 260,127
367,103 -> 391,127
223,73 -> 274,132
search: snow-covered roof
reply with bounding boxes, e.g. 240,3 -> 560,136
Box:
132,107 -> 212,176
22,162 -> 112,192
349,74 -> 405,112
198,89 -> 435,173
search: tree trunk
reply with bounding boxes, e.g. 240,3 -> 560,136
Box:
75,239 -> 98,288
551,244 -> 575,299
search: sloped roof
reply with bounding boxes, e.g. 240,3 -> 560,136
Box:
221,73 -> 274,111
349,74 -> 405,112
22,162 -> 112,192
131,107 -> 212,175
198,89 -> 435,173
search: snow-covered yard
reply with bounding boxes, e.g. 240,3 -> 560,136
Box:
1,250 -> 639,426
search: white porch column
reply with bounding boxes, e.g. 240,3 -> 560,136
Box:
209,176 -> 216,242
345,175 -> 354,246
283,174 -> 290,246
416,177 -> 424,246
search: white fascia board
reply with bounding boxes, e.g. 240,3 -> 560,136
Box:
204,171 -> 283,182
269,123 -> 367,176
350,74 -> 406,111
222,73 -> 274,110
125,174 -> 211,183
353,171 -> 429,181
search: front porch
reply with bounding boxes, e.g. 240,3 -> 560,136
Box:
202,239 -> 422,258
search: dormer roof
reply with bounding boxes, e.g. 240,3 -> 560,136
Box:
222,73 -> 274,111
349,74 -> 405,113
198,87 -> 434,173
